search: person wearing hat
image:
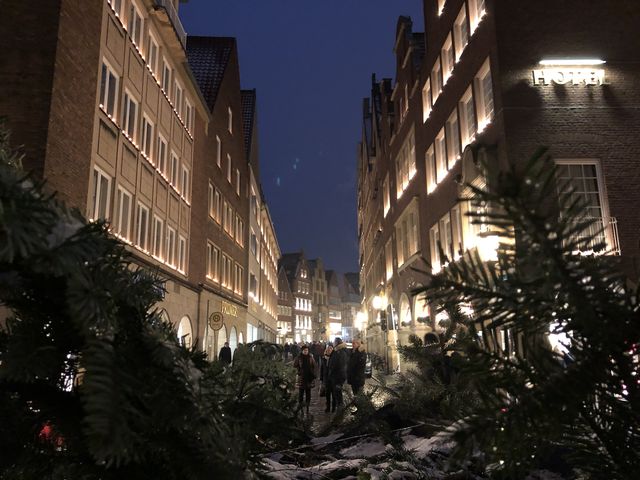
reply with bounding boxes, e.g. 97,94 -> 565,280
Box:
327,337 -> 348,411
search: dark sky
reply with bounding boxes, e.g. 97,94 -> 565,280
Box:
180,0 -> 424,273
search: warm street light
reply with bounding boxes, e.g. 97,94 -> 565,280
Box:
372,294 -> 390,373
372,294 -> 387,311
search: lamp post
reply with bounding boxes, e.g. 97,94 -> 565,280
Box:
372,294 -> 389,374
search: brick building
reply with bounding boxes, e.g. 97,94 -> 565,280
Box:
357,0 -> 640,370
308,258 -> 329,341
278,252 -> 313,343
0,0 -> 281,359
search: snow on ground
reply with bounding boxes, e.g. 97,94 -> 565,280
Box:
339,438 -> 388,458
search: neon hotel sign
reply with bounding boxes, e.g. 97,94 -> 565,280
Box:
533,59 -> 606,86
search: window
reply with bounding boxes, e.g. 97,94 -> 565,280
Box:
109,0 -> 122,17
454,5 -> 469,61
185,99 -> 193,132
426,145 -> 436,193
469,0 -> 486,34
166,226 -> 176,266
208,183 -> 215,218
445,109 -> 461,167
437,0 -> 446,15
222,254 -> 232,289
99,61 -> 118,117
152,216 -> 164,258
123,91 -> 138,140
422,79 -> 432,122
148,33 -> 159,75
249,273 -> 258,298
178,235 -> 186,273
214,190 -> 222,223
170,151 -> 179,185
439,213 -> 453,260
385,239 -> 393,280
91,167 -> 111,220
216,135 -> 222,167
234,263 -> 243,294
162,59 -> 171,93
157,134 -> 167,175
435,128 -> 447,183
235,215 -> 244,246
206,242 -> 220,281
228,106 -> 233,133
429,222 -> 441,272
383,174 -> 390,217
459,86 -> 477,148
395,129 -> 416,198
431,58 -> 443,104
395,203 -> 419,267
556,161 -> 606,221
173,81 -> 183,117
226,154 -> 232,183
127,1 -> 143,48
451,205 -> 463,256
235,168 -> 240,195
181,165 -> 190,200
250,230 -> 258,256
115,186 -> 132,239
141,115 -> 153,158
136,203 -> 150,251
475,58 -> 494,132
442,34 -> 454,84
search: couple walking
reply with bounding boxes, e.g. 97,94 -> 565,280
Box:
319,338 -> 367,413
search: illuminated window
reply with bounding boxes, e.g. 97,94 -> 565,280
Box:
228,106 -> 233,133
451,205 -> 463,256
127,1 -> 143,48
152,216 -> 164,258
181,165 -> 190,200
206,242 -> 220,281
437,0 -> 446,16
250,230 -> 258,257
216,135 -> 222,167
385,239 -> 393,280
422,79 -> 432,122
474,58 -> 494,132
395,202 -> 419,267
185,99 -> 193,132
445,109 -> 461,167
178,235 -> 187,273
395,129 -> 416,198
90,167 -> 111,221
141,115 -> 153,158
469,0 -> 486,34
173,80 -> 183,117
214,190 -> 221,223
250,272 -> 258,298
441,34 -> 454,84
459,86 -> 477,148
169,151 -> 179,185
435,128 -> 447,183
115,186 -> 132,239
157,134 -> 167,175
234,263 -> 243,294
236,168 -> 240,196
122,91 -> 138,141
383,174 -> 390,217
425,144 -> 436,193
166,226 -> 176,266
454,5 -> 469,61
109,0 -> 122,17
162,59 -> 171,93
148,33 -> 159,75
431,58 -> 443,103
235,215 -> 244,247
556,160 -> 606,220
99,60 -> 118,117
136,203 -> 150,251
227,154 -> 232,183
208,183 -> 215,218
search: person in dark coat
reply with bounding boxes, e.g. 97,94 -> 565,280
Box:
347,339 -> 367,395
290,342 -> 300,359
327,337 -> 348,410
293,344 -> 317,415
218,342 -> 232,365
284,342 -> 290,361
319,344 -> 334,412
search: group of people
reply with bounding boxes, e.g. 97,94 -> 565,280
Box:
293,337 -> 367,415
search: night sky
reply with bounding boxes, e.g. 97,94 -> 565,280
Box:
180,0 -> 423,273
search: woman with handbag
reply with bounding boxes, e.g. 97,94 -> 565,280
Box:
319,344 -> 334,413
293,344 -> 317,415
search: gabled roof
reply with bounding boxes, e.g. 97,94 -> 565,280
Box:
279,252 -> 304,283
186,36 -> 235,109
240,89 -> 256,160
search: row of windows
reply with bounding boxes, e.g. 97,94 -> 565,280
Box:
107,0 -> 195,135
277,306 -> 292,317
206,242 -> 244,295
297,281 -> 310,294
426,58 -> 494,193
91,167 -> 187,273
395,203 -> 420,267
429,206 -> 464,273
424,0 -> 487,122
100,60 -> 191,203
213,135 -> 241,193
395,129 -> 417,200
295,296 -> 312,312
207,183 -> 244,247
295,315 -> 312,330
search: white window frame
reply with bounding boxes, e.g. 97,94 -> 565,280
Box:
469,0 -> 487,34
185,99 -> 193,132
435,128 -> 447,183
431,57 -> 443,104
99,59 -> 119,118
459,86 -> 477,149
228,106 -> 233,133
454,5 -> 469,61
115,185 -> 132,240
127,0 -> 143,49
157,133 -> 168,176
474,58 -> 494,133
426,144 -> 436,194
170,151 -> 179,186
214,190 -> 222,223
123,90 -> 138,141
216,135 -> 222,168
441,33 -> 454,85
383,174 -> 390,217
166,226 -> 176,267
91,167 -> 112,221
235,168 -> 240,196
109,0 -> 122,18
429,222 -> 441,272
422,78 -> 432,123
136,202 -> 150,251
181,165 -> 190,201
173,80 -> 183,117
445,109 -> 461,168
178,235 -> 187,273
235,216 -> 244,247
152,215 -> 164,259
141,114 -> 154,158
437,0 -> 446,16
227,154 -> 232,183
162,59 -> 171,93
148,32 -> 159,76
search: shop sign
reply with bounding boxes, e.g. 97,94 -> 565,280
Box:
532,68 -> 606,86
221,300 -> 238,317
208,312 -> 223,331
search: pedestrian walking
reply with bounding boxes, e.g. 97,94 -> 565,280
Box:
327,337 -> 348,410
293,344 -> 317,415
319,344 -> 334,412
284,342 -> 290,361
347,338 -> 367,395
290,342 -> 300,359
218,342 -> 232,365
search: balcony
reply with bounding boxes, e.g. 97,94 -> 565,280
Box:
154,0 -> 186,50
565,216 -> 621,256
